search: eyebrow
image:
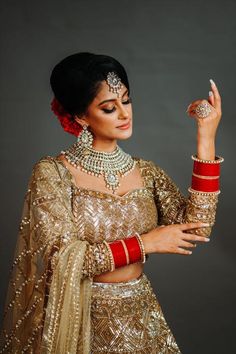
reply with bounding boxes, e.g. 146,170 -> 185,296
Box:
98,89 -> 129,106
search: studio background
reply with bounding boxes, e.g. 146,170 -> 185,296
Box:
0,1 -> 235,353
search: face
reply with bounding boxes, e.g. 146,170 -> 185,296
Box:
75,80 -> 133,144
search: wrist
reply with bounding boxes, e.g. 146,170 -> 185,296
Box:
196,138 -> 215,160
140,233 -> 152,254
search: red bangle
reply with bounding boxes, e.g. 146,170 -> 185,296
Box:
191,175 -> 220,192
108,236 -> 143,270
193,160 -> 220,176
123,236 -> 142,263
109,240 -> 127,268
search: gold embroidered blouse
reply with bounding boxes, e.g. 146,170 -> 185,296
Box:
0,154 -> 220,353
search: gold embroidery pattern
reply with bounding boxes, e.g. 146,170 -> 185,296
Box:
141,159 -> 220,236
91,274 -> 181,353
0,155 -> 221,353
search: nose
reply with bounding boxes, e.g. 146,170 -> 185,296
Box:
118,103 -> 129,119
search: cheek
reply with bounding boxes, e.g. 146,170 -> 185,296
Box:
128,105 -> 133,116
89,113 -> 116,134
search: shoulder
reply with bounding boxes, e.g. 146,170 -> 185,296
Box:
132,156 -> 166,176
32,154 -> 73,188
133,156 -> 176,191
31,155 -> 69,183
31,155 -> 57,175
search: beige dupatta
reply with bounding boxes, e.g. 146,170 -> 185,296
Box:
0,156 -> 92,353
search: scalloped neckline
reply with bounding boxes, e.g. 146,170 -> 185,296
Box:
53,155 -> 149,200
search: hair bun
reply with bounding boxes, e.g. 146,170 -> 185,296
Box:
51,97 -> 83,137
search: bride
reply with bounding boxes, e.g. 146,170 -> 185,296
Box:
0,52 -> 223,353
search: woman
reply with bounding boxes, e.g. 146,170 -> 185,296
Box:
0,52 -> 223,353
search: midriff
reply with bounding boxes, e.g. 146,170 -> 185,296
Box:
93,262 -> 144,283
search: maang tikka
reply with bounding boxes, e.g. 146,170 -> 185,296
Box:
106,71 -> 123,97
60,72 -> 135,193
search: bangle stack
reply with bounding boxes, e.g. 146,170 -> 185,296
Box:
134,232 -> 146,264
191,155 -> 224,193
104,234 -> 146,271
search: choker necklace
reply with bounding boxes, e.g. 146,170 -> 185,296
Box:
61,141 -> 136,193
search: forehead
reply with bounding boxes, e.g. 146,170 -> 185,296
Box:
94,80 -> 128,102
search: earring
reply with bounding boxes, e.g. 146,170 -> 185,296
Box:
78,125 -> 93,148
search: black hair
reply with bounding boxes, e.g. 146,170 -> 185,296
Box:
50,52 -> 130,116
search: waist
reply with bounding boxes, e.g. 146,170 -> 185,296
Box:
93,262 -> 143,283
91,272 -> 150,299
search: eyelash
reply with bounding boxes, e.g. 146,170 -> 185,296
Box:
102,98 -> 132,114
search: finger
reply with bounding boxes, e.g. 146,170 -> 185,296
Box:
183,234 -> 210,243
208,90 -> 215,106
186,100 -> 202,113
180,240 -> 197,248
176,247 -> 192,255
187,99 -> 214,118
180,222 -> 209,231
210,79 -> 221,111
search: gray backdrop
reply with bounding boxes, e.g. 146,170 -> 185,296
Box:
0,1 -> 235,353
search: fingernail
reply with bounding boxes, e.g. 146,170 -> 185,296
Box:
205,238 -> 210,242
201,223 -> 210,227
210,79 -> 216,86
209,91 -> 213,96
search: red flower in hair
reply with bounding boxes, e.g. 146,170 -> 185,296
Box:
51,97 -> 83,137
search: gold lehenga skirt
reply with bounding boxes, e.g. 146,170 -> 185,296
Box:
90,273 -> 181,354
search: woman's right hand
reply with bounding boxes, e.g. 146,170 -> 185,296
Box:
141,222 -> 210,255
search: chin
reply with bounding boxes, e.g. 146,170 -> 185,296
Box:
116,127 -> 133,140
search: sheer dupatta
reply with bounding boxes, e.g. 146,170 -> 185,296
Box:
0,156 -> 92,353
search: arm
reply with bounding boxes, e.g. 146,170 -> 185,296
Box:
153,79 -> 223,237
31,158 -> 142,281
152,163 -> 220,237
30,157 -> 115,280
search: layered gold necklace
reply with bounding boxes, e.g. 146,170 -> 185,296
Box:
61,72 -> 135,193
61,140 -> 136,193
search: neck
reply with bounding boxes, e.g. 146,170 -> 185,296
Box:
92,139 -> 117,152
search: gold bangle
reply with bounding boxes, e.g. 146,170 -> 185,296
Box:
103,241 -> 115,271
134,232 -> 146,264
188,187 -> 221,196
120,239 -> 130,265
192,172 -> 219,180
191,155 -> 224,164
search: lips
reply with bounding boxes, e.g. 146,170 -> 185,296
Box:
117,121 -> 131,129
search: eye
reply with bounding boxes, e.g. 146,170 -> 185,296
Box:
102,107 -> 116,114
101,97 -> 132,114
122,97 -> 132,105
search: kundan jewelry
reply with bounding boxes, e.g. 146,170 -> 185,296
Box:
106,71 -> 123,97
61,136 -> 136,193
195,101 -> 212,118
78,125 -> 94,148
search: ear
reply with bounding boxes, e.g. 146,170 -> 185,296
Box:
74,115 -> 89,127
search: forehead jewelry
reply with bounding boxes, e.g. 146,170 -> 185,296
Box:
195,101 -> 212,118
106,71 -> 123,97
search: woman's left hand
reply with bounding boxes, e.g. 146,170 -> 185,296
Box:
186,79 -> 222,142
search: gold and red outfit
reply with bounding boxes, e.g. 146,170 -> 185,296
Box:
0,154 -> 220,353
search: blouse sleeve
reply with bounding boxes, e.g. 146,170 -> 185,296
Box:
28,157 -> 113,280
33,158 -> 115,278
150,162 -> 219,237
0,157 -> 112,353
